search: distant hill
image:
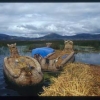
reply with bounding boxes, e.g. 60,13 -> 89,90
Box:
0,33 -> 33,41
70,33 -> 100,40
0,33 -> 100,41
38,33 -> 63,40
0,34 -> 11,40
38,33 -> 100,40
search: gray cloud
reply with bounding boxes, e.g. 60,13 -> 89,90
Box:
0,3 -> 100,37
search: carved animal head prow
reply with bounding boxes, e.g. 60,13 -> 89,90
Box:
64,40 -> 73,45
7,43 -> 16,48
64,40 -> 74,52
7,43 -> 20,58
46,43 -> 52,47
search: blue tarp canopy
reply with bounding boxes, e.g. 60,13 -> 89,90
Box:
32,47 -> 55,58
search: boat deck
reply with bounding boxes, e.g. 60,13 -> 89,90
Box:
6,56 -> 36,69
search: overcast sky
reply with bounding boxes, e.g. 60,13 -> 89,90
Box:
0,3 -> 100,38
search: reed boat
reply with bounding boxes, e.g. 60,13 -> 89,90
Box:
4,43 -> 43,87
32,40 -> 75,72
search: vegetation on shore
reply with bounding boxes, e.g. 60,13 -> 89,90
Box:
40,63 -> 100,96
27,40 -> 100,51
0,40 -> 100,49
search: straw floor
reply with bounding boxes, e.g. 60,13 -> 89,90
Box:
40,63 -> 100,96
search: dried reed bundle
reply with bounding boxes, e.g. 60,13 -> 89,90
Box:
40,63 -> 100,96
47,50 -> 62,59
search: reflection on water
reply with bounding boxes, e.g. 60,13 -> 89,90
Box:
0,45 -> 100,96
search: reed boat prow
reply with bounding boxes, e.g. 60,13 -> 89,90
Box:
3,43 -> 43,87
4,57 -> 21,78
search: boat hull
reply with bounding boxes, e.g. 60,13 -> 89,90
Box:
3,56 -> 44,87
34,51 -> 75,72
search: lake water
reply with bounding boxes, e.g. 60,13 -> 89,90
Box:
0,46 -> 100,96
75,52 -> 100,65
